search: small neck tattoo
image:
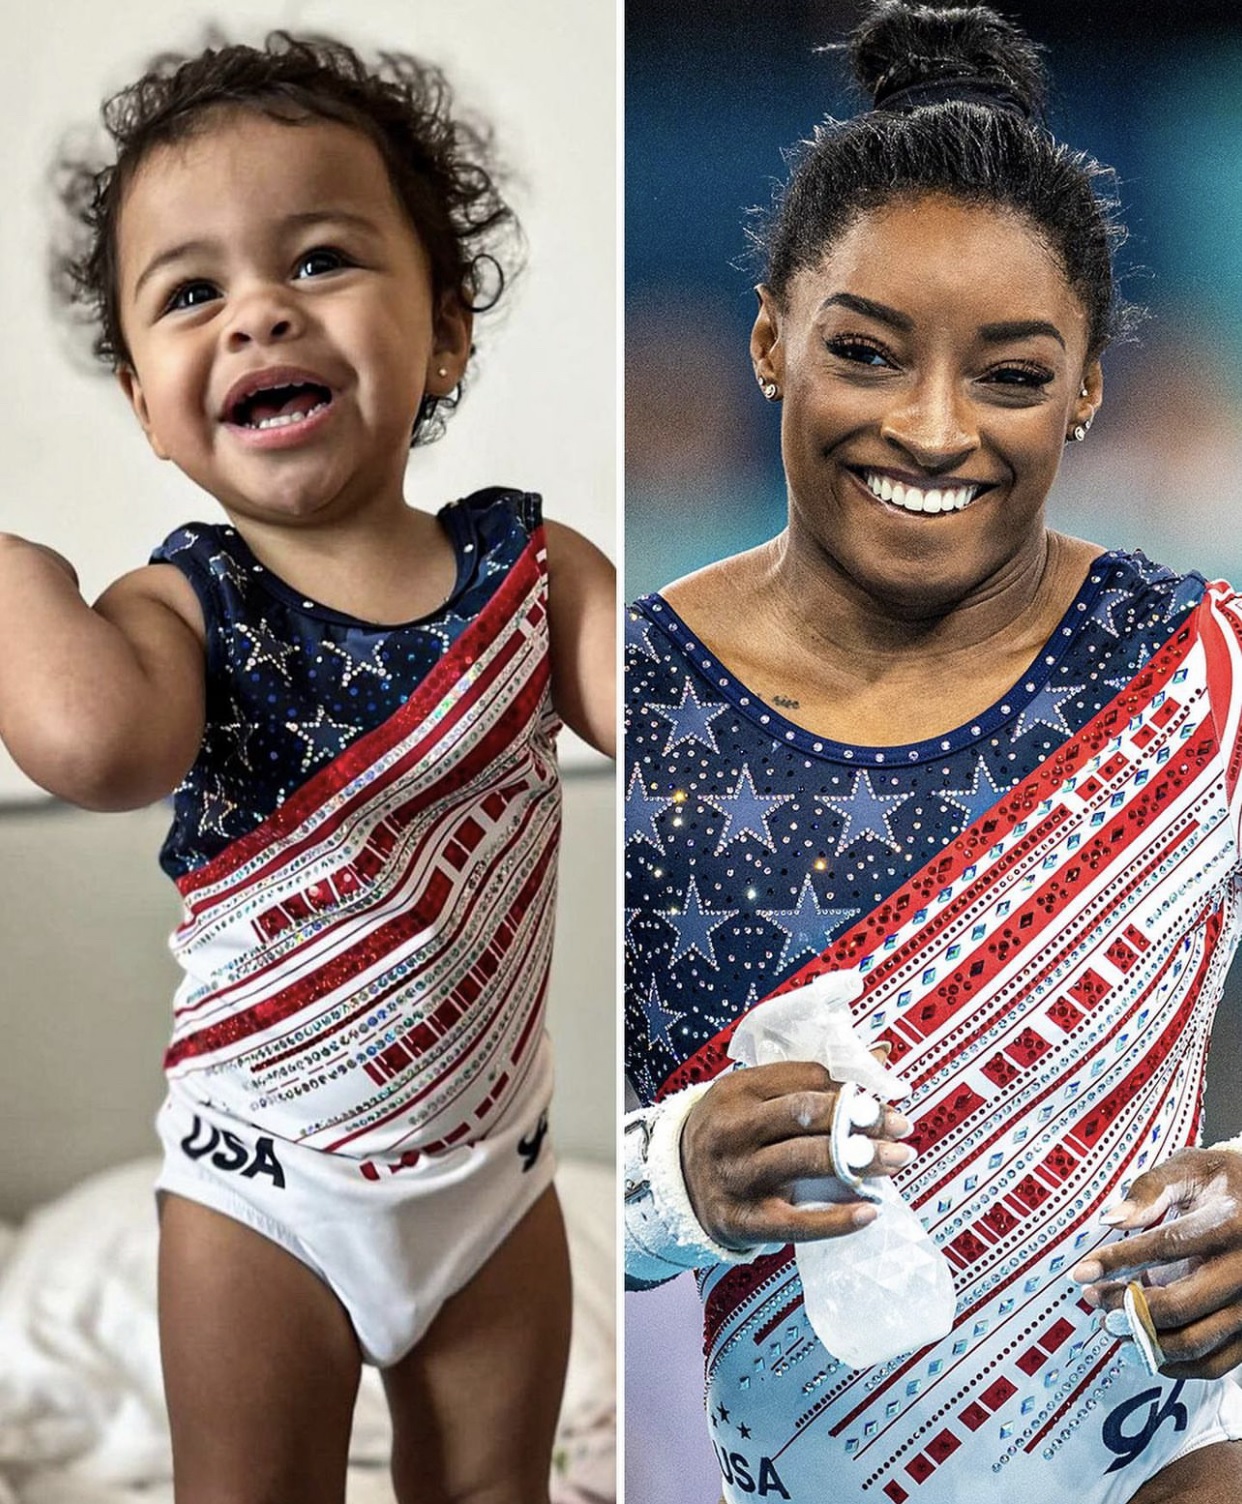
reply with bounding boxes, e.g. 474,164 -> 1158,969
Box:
773,694 -> 801,709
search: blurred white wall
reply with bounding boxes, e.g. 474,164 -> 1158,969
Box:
0,0 -> 615,796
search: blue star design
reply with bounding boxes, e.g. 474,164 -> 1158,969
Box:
628,617 -> 663,662
823,770 -> 913,854
235,621 -> 299,677
285,706 -> 361,771
206,550 -> 252,593
940,754 -> 1009,826
321,632 -> 390,689
625,765 -> 674,854
1095,586 -> 1134,639
653,681 -> 727,755
666,875 -> 733,968
706,766 -> 793,853
641,977 -> 684,1051
1012,682 -> 1084,740
758,874 -> 857,970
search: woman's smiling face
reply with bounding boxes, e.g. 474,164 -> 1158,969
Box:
753,194 -> 1102,618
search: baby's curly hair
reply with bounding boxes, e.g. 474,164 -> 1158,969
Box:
51,31 -> 521,444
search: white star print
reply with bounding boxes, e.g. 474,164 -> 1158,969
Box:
321,634 -> 390,689
285,706 -> 361,771
235,621 -> 299,676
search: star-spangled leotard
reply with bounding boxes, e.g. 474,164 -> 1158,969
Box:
149,488 -> 561,1164
624,550 -> 1242,1503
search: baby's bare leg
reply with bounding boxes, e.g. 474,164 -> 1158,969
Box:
158,1193 -> 362,1504
382,1184 -> 572,1504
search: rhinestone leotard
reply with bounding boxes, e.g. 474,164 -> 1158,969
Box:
625,550 -> 1242,1502
150,489 -> 561,1164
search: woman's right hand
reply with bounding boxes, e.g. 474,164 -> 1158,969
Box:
679,1061 -> 914,1249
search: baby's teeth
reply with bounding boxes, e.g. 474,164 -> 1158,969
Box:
252,402 -> 326,431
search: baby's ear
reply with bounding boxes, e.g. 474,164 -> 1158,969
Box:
424,290 -> 473,397
116,366 -> 170,460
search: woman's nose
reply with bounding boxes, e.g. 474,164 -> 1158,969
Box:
879,376 -> 978,471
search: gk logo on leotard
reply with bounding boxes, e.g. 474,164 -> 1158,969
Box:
180,1115 -> 286,1188
518,1111 -> 548,1172
1101,1381 -> 1187,1473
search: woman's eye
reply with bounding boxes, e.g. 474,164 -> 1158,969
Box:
165,280 -> 218,313
987,364 -> 1054,389
295,248 -> 348,279
825,336 -> 893,368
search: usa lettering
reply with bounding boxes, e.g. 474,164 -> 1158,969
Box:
713,1444 -> 790,1498
180,1115 -> 286,1188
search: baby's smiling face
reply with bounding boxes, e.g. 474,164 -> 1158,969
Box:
114,108 -> 471,532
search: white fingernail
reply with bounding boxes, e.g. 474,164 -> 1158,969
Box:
849,1092 -> 882,1130
1100,1202 -> 1130,1225
843,1133 -> 873,1171
1103,1309 -> 1132,1339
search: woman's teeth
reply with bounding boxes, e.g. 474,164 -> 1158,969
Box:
863,472 -> 981,514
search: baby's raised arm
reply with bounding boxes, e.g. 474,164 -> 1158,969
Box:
545,520 -> 616,759
0,535 -> 205,809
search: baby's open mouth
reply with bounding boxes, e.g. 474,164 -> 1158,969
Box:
229,382 -> 332,431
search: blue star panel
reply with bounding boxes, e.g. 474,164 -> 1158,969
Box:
150,488 -> 538,878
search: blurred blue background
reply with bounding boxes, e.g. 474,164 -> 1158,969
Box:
625,3 -> 1242,1499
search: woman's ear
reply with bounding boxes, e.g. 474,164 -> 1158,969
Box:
1079,359 -> 1104,425
424,292 -> 474,397
751,284 -> 784,400
116,366 -> 170,460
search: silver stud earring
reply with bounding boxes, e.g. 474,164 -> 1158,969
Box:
437,366 -> 449,378
761,380 -> 780,402
1080,384 -> 1088,398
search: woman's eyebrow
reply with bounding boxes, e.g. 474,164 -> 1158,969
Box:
979,318 -> 1066,349
817,291 -> 913,332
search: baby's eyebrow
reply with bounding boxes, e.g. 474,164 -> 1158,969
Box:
281,209 -> 381,235
133,239 -> 215,299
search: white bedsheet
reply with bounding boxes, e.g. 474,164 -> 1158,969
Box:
0,1158 -> 614,1503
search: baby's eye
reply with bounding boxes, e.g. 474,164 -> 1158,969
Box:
165,280 -> 219,313
825,335 -> 893,369
294,248 -> 349,279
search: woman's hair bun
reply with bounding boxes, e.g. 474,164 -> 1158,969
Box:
849,1 -> 1048,122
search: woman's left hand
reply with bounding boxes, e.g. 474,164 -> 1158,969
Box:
1070,1146 -> 1242,1379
